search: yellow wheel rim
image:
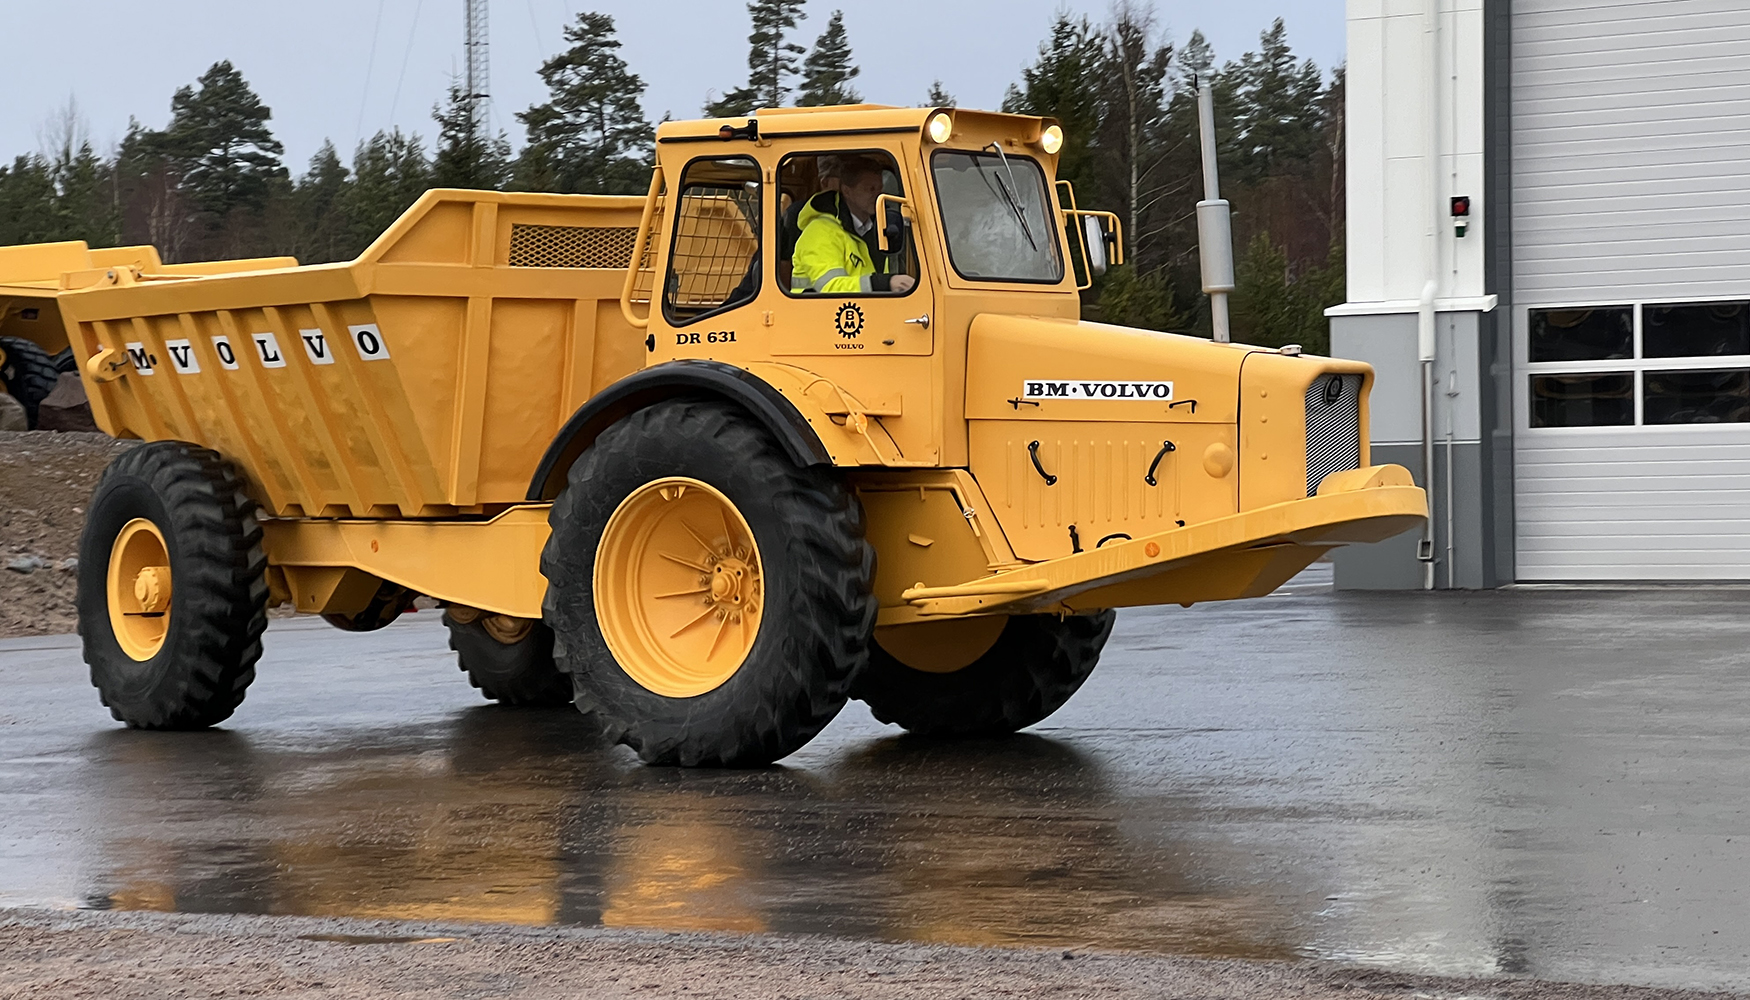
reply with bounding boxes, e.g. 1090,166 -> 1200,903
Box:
107,518 -> 172,661
594,477 -> 764,698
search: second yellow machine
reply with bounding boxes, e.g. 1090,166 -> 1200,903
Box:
39,105 -> 1424,765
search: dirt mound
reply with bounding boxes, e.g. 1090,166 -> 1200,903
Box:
0,431 -> 137,638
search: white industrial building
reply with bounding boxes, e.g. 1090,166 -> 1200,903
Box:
1332,0 -> 1750,587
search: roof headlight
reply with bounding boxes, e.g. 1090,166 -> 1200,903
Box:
1039,124 -> 1064,155
927,111 -> 953,144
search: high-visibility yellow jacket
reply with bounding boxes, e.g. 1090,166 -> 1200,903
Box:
791,192 -> 898,294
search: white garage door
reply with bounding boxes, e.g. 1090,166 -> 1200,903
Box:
1512,0 -> 1750,580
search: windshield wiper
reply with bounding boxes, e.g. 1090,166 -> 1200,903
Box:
981,142 -> 1038,252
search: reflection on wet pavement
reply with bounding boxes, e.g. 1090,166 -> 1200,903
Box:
3,573 -> 1749,990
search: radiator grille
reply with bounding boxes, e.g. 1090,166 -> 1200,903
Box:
507,224 -> 639,268
1305,374 -> 1362,496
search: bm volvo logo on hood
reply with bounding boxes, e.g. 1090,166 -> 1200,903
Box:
1023,379 -> 1175,401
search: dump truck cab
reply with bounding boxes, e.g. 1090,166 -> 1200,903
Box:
633,106 -> 1090,475
614,106 -> 1412,610
21,104 -> 1424,768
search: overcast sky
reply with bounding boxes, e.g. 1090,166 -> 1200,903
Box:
0,0 -> 1343,171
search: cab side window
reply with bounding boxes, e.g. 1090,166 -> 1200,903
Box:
663,156 -> 762,325
779,151 -> 917,297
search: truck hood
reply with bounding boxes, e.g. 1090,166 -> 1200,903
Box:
965,314 -> 1258,424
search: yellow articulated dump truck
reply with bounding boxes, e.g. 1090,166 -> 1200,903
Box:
32,106 -> 1424,766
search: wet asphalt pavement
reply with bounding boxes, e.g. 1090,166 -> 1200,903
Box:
2,567 -> 1748,992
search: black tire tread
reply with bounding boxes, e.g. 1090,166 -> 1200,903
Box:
0,336 -> 60,428
854,611 -> 1115,737
444,612 -> 573,706
541,399 -> 876,766
77,441 -> 269,729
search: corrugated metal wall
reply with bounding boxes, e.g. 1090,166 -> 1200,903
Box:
1512,0 -> 1750,580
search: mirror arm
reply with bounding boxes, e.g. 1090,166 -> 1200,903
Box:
874,194 -> 911,254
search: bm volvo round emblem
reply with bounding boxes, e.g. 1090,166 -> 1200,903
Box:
835,302 -> 865,339
1323,376 -> 1344,405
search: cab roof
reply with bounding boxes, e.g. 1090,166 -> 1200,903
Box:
655,105 -> 1056,147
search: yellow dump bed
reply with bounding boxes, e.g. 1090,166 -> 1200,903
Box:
55,191 -> 647,518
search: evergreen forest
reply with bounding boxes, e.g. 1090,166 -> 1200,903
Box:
0,2 -> 1344,351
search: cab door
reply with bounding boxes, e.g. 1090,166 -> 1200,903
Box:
769,149 -> 933,359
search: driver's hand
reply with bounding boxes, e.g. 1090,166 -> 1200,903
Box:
890,274 -> 916,293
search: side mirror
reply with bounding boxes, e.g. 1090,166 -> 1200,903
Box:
1082,215 -> 1109,277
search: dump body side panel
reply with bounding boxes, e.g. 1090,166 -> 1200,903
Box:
57,190 -> 648,518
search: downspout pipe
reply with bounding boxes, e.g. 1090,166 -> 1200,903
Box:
1418,0 -> 1441,592
1419,280 -> 1438,591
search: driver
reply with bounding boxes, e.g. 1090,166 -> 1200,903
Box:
791,156 -> 916,295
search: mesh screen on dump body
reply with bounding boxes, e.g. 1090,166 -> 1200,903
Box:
1305,373 -> 1363,496
506,224 -> 640,268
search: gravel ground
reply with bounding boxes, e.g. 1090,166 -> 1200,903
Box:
0,909 -> 1738,1000
0,431 -> 135,638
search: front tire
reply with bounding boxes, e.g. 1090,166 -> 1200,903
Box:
77,442 -> 268,729
852,612 -> 1116,737
541,399 -> 876,766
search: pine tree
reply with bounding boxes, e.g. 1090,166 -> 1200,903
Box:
342,130 -> 431,257
115,119 -> 194,261
1175,29 -> 1214,91
798,11 -> 859,107
1002,14 -> 1104,194
705,0 -> 807,116
924,80 -> 954,107
0,156 -> 59,245
157,61 -> 287,220
1224,19 -> 1323,184
1230,231 -> 1334,354
1095,265 -> 1189,332
702,85 -> 762,120
517,11 -> 655,194
433,84 -> 511,190
50,142 -> 122,247
291,142 -> 351,263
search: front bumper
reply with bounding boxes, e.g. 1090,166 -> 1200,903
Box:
895,464 -> 1426,619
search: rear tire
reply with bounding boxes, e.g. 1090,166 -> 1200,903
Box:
77,442 -> 268,729
852,612 -> 1116,737
541,399 -> 876,766
0,336 -> 59,428
444,608 -> 572,706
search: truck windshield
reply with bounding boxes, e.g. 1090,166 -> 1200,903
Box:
931,149 -> 1063,283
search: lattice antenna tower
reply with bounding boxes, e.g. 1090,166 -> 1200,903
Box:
464,0 -> 491,140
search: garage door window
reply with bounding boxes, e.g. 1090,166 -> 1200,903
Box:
1528,301 -> 1750,428
1530,307 -> 1632,362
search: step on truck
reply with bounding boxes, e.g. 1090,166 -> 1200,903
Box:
30,105 -> 1425,766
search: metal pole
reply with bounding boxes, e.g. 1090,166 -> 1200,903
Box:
1195,82 -> 1234,343
465,0 -> 491,141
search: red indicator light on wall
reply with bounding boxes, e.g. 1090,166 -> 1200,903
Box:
1450,196 -> 1472,237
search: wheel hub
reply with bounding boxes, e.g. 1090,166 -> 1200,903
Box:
593,477 -> 764,698
107,518 -> 172,661
133,566 -> 170,614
